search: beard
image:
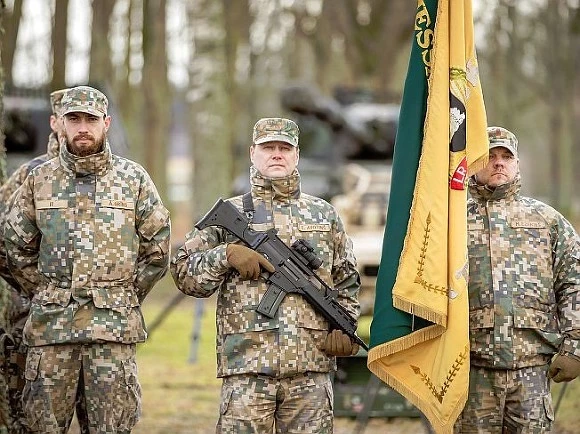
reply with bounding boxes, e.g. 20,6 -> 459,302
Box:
66,131 -> 106,157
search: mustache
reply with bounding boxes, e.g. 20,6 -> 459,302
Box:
74,133 -> 94,141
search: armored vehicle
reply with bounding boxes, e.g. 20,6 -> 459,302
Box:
278,83 -> 396,313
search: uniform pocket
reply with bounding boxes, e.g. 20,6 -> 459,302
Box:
91,286 -> 140,311
543,393 -> 554,422
22,348 -> 43,430
24,348 -> 41,381
323,378 -> 334,412
115,358 -> 142,431
33,284 -> 72,307
220,385 -> 234,416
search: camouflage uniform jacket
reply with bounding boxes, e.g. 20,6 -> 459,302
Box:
3,141 -> 171,346
171,166 -> 360,378
0,132 -> 60,289
467,175 -> 580,369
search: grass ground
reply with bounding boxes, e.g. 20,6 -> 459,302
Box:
68,276 -> 579,433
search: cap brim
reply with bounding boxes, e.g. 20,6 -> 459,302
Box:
63,106 -> 105,117
254,135 -> 298,147
489,143 -> 517,157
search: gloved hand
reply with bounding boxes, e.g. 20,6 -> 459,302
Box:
548,353 -> 580,383
323,329 -> 359,357
226,244 -> 275,280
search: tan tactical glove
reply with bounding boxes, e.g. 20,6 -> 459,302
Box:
548,353 -> 580,383
323,329 -> 359,357
226,244 -> 275,280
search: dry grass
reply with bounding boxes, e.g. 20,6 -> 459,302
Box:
70,276 -> 579,433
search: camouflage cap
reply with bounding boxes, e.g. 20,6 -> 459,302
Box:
50,88 -> 69,115
253,117 -> 299,147
487,126 -> 518,158
61,86 -> 108,117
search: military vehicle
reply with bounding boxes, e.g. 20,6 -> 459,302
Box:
278,82 -> 395,317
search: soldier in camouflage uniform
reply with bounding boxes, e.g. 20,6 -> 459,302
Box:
0,88 -> 68,434
456,126 -> 580,433
171,117 -> 361,434
3,86 -> 171,434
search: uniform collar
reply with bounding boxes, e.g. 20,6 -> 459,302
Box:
59,139 -> 113,176
249,165 -> 301,203
468,173 -> 521,202
47,132 -> 60,159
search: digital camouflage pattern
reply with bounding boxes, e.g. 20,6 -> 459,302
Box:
217,372 -> 333,433
467,175 -> 580,368
4,139 -> 171,346
49,88 -> 69,116
61,86 -> 108,117
487,125 -> 518,158
455,365 -> 554,433
463,173 -> 580,431
0,86 -> 65,221
22,343 -> 140,433
171,165 -> 360,379
0,89 -> 66,432
252,117 -> 299,147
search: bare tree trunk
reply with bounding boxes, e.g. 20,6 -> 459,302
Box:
304,0 -> 413,99
572,6 -> 580,219
115,0 -> 134,105
0,0 -> 6,183
142,0 -> 169,197
546,1 -> 564,207
222,0 -> 251,169
89,0 -> 115,85
1,1 -> 7,182
188,0 -> 232,217
51,0 -> 68,89
0,2 -> 12,430
1,0 -> 23,84
116,0 -> 145,171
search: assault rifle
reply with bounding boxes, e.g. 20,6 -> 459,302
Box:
196,198 -> 368,352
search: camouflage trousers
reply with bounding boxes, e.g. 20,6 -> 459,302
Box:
455,365 -> 554,433
1,328 -> 27,433
22,342 -> 141,434
0,291 -> 89,434
216,372 -> 333,434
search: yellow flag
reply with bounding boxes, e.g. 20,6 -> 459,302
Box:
367,0 -> 488,432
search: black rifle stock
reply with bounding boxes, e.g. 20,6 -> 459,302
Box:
195,198 -> 368,352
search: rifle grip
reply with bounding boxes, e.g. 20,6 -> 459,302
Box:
256,284 -> 286,318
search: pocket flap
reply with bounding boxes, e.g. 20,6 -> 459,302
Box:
91,286 -> 140,309
221,310 -> 279,334
513,307 -> 551,329
24,349 -> 42,381
33,285 -> 72,307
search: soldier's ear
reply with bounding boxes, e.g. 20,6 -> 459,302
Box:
49,114 -> 59,132
249,144 -> 255,163
104,116 -> 112,132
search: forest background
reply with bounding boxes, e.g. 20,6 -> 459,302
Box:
0,1 -> 579,433
2,0 -> 580,237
